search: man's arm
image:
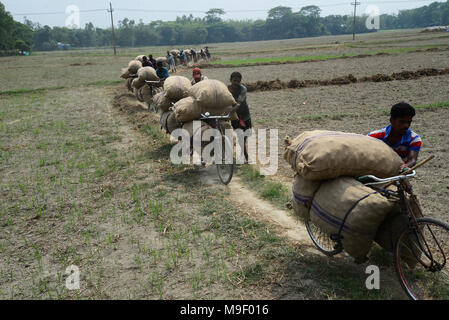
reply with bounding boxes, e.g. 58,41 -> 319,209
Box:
236,86 -> 247,104
406,150 -> 419,168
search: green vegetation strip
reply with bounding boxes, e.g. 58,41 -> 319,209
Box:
0,80 -> 122,96
209,44 -> 449,67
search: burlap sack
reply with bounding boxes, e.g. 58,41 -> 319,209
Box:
121,68 -> 130,79
138,66 -> 159,82
284,130 -> 404,181
164,76 -> 192,101
135,87 -> 144,102
170,50 -> 180,56
189,80 -> 236,110
174,97 -> 234,124
140,85 -> 153,104
160,111 -> 180,134
173,97 -> 203,123
132,78 -> 145,90
126,78 -> 133,92
292,174 -> 322,220
135,55 -> 145,63
154,92 -> 172,112
182,121 -> 213,142
128,60 -> 142,74
310,177 -> 396,260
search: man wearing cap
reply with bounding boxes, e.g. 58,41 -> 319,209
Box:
191,68 -> 208,85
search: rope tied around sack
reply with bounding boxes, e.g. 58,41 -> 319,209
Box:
330,191 -> 379,252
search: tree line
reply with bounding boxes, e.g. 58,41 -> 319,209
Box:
1,1 -> 448,54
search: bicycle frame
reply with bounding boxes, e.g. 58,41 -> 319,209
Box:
362,173 -> 446,272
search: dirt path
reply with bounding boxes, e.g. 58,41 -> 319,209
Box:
198,166 -> 313,246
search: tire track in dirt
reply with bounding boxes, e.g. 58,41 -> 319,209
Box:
244,67 -> 449,92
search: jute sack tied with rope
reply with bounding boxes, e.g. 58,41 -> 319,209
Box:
310,177 -> 396,260
292,174 -> 322,220
284,130 -> 404,181
164,76 -> 192,102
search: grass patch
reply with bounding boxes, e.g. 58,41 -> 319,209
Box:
0,86 -> 65,96
238,165 -> 290,209
0,80 -> 122,96
415,101 -> 449,110
211,44 -> 449,66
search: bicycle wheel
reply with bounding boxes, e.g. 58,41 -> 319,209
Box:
216,135 -> 234,185
394,217 -> 449,300
305,218 -> 342,257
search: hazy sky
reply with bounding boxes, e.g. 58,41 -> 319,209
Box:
3,0 -> 444,28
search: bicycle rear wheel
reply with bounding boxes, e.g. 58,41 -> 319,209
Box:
305,218 -> 341,257
216,135 -> 234,185
394,217 -> 449,300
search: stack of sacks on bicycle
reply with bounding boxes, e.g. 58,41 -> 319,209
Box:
154,78 -> 238,135
154,76 -> 192,134
285,130 -> 404,262
175,80 -> 238,139
131,67 -> 159,103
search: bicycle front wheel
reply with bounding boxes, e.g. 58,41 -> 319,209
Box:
394,217 -> 449,300
216,135 -> 234,185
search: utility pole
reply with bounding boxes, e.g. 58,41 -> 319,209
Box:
108,2 -> 117,55
351,2 -> 361,41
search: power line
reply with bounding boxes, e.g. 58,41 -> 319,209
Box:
11,0 -> 442,16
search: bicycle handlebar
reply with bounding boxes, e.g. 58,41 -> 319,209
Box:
145,80 -> 163,84
200,112 -> 230,120
359,171 -> 417,186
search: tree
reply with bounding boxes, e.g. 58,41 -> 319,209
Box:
267,6 -> 292,21
299,5 -> 321,19
205,8 -> 225,24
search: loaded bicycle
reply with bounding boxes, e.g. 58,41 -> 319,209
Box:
199,112 -> 234,185
305,156 -> 449,300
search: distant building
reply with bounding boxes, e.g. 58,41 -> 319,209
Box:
57,42 -> 72,50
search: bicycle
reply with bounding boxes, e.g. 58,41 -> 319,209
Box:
144,80 -> 164,113
305,157 -> 449,300
199,112 -> 235,185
